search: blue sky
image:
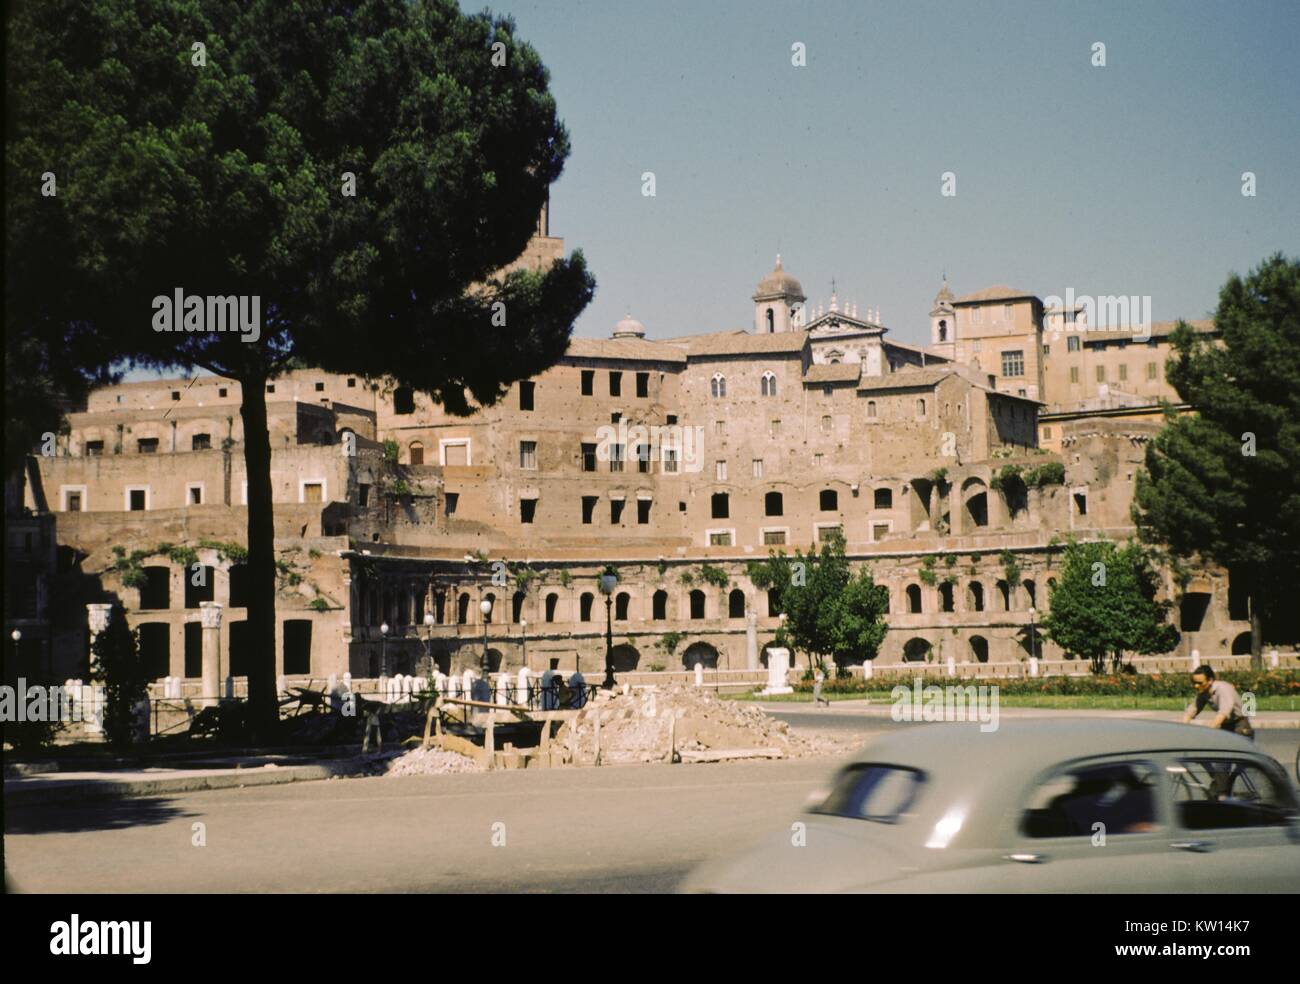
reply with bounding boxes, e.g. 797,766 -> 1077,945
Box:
492,0 -> 1300,347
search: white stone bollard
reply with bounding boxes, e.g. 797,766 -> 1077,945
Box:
694,662 -> 704,687
462,669 -> 475,699
518,667 -> 530,707
863,659 -> 874,681
946,655 -> 956,676
1190,648 -> 1200,671
327,673 -> 338,695
1269,648 -> 1278,668
412,676 -> 426,695
496,674 -> 510,706
433,671 -> 446,696
277,675 -> 287,696
1029,656 -> 1039,678
342,672 -> 353,692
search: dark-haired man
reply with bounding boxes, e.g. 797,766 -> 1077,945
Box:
1183,664 -> 1254,739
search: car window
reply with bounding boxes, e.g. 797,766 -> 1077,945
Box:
811,764 -> 925,824
1168,757 -> 1294,831
1020,760 -> 1160,838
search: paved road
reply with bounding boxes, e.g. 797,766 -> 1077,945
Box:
5,757 -> 840,893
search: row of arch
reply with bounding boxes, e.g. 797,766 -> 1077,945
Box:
710,372 -> 780,399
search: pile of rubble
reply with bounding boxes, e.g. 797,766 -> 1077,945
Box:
338,745 -> 484,778
556,685 -> 853,764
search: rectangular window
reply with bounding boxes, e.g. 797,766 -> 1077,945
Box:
445,492 -> 459,516
519,440 -> 537,470
302,483 -> 323,503
663,449 -> 678,473
872,523 -> 891,541
763,529 -> 786,545
1042,344 -> 1050,355
138,438 -> 159,454
666,414 -> 677,425
85,440 -> 104,456
1096,365 -> 1106,382
1066,336 -> 1080,352
187,484 -> 203,505
609,371 -> 622,397
770,419 -> 781,438
636,372 -> 649,398
1003,303 -> 1013,322
1147,362 -> 1157,379
752,458 -> 764,478
347,378 -> 356,388
970,307 -> 982,325
580,369 -> 594,396
191,433 -> 211,451
358,484 -> 371,507
715,420 -> 726,437
609,443 -> 625,473
813,453 -> 824,467
314,381 -> 325,392
820,415 -> 832,432
1065,311 -> 1077,325
1043,426 -> 1052,439
1118,364 -> 1128,381
128,488 -> 147,511
582,495 -> 598,524
66,491 -> 83,512
171,390 -> 181,401
219,387 -> 229,397
636,444 -> 650,473
715,460 -> 727,482
1069,366 -> 1080,383
519,381 -> 535,411
637,499 -> 651,524
817,525 -> 843,542
1001,350 -> 1025,377
610,500 -> 625,524
581,443 -> 597,472
709,531 -> 733,547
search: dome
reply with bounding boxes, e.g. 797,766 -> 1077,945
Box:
754,254 -> 805,300
612,312 -> 646,338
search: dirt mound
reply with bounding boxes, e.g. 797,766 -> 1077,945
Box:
556,685 -> 848,764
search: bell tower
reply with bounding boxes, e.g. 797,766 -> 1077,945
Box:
930,276 -> 956,358
752,255 -> 806,333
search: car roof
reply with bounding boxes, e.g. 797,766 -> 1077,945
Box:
850,718 -> 1256,777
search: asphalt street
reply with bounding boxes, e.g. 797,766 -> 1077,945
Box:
6,718 -> 1298,893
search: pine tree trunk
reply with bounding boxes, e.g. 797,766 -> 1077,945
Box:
239,369 -> 280,739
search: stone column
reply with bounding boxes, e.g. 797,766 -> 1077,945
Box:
200,601 -> 223,708
744,610 -> 759,670
85,604 -> 112,734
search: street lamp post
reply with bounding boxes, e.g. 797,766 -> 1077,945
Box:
379,622 -> 389,678
598,569 -> 618,689
1028,607 -> 1038,662
479,598 -> 492,677
520,618 -> 527,671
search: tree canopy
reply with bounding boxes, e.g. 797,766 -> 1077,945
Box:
1132,254 -> 1300,658
1041,539 -> 1180,673
748,533 -> 889,671
6,0 -> 595,733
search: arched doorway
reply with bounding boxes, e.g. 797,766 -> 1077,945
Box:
903,638 -> 932,663
969,636 -> 989,664
728,589 -> 746,619
682,641 -> 719,669
1230,632 -> 1252,655
608,644 -> 640,672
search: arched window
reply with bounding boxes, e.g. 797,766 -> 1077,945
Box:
765,491 -> 783,516
512,591 -> 525,623
615,592 -> 630,620
761,371 -> 777,397
1023,579 -> 1037,609
409,441 -> 424,466
819,489 -> 838,511
939,582 -> 955,613
728,589 -> 745,619
580,592 -> 594,622
938,320 -> 947,342
545,593 -> 558,622
652,590 -> 668,620
968,581 -> 985,612
867,400 -> 877,418
711,373 -> 727,398
874,487 -> 892,509
457,593 -> 470,624
690,590 -> 706,619
767,589 -> 781,616
765,308 -> 775,333
906,584 -> 923,614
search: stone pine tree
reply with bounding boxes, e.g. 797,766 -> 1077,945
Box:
748,532 -> 889,673
1040,540 -> 1180,674
1132,254 -> 1300,667
6,1 -> 595,736
89,607 -> 150,748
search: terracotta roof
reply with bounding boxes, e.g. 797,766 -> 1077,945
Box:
803,363 -> 862,384
1072,318 -> 1215,344
564,336 -> 686,363
954,285 -> 1039,304
884,338 -> 952,362
856,367 -> 955,392
667,330 -> 809,358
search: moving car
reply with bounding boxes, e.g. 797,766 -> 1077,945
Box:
681,719 -> 1300,893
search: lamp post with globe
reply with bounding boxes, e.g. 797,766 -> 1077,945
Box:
423,611 -> 435,674
379,622 -> 389,678
479,598 -> 492,677
598,567 -> 619,689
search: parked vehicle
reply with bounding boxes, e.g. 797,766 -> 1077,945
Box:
681,719 -> 1300,893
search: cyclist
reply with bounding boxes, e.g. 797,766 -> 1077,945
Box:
1183,663 -> 1254,740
